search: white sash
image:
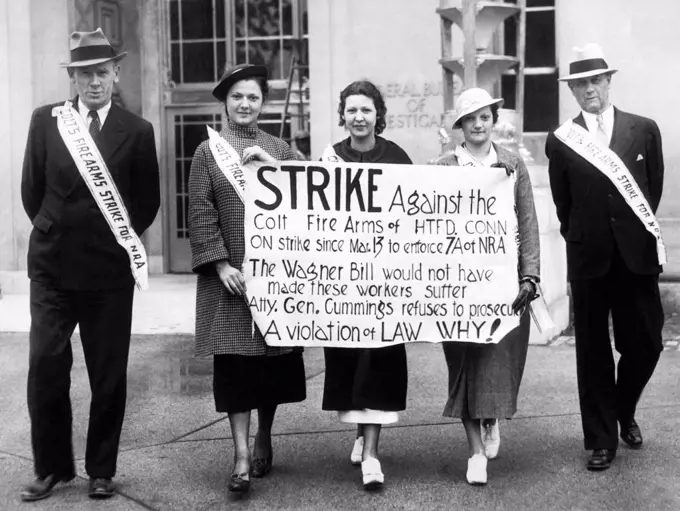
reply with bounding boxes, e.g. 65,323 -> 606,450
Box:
206,126 -> 247,203
206,126 -> 258,335
322,144 -> 343,162
453,144 -> 485,167
554,119 -> 667,265
55,101 -> 149,290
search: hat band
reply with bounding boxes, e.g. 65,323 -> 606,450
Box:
70,45 -> 117,63
569,58 -> 609,76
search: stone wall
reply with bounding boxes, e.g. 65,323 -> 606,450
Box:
0,0 -> 70,294
0,0 -> 165,294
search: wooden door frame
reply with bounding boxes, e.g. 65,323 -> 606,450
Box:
164,104 -> 224,273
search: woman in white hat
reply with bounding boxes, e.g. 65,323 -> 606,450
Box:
437,88 -> 540,485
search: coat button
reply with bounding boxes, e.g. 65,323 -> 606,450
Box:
607,194 -> 613,200
611,217 -> 616,223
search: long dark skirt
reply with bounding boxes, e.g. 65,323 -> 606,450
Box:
322,345 -> 407,412
213,352 -> 306,413
442,311 -> 530,419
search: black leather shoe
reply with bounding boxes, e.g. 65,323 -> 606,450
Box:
88,478 -> 115,499
587,449 -> 616,471
228,473 -> 251,493
620,418 -> 643,449
251,451 -> 273,478
20,473 -> 75,502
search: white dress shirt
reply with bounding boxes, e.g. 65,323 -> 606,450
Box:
457,143 -> 498,167
78,97 -> 112,129
582,104 -> 614,146
480,143 -> 498,167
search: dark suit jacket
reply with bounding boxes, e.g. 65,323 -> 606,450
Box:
545,107 -> 664,280
21,97 -> 161,290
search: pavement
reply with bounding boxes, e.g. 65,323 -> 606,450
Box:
0,275 -> 679,510
0,275 -> 198,336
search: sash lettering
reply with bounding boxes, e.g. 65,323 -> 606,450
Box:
55,101 -> 149,290
207,126 -> 246,203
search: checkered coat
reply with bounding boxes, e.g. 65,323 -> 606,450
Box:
189,121 -> 296,357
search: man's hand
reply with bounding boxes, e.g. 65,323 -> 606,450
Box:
511,281 -> 536,314
215,260 -> 246,295
242,145 -> 275,164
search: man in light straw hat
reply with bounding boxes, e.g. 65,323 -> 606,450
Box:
20,28 -> 160,501
545,43 -> 664,471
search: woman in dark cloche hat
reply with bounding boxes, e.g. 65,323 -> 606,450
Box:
188,63 -> 306,495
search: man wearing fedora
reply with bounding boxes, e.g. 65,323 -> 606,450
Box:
545,44 -> 665,471
20,28 -> 160,501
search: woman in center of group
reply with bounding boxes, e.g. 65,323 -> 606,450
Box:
321,80 -> 412,491
436,87 -> 540,486
188,64 -> 306,496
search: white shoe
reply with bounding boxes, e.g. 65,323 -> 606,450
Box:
361,457 -> 384,490
466,454 -> 488,485
350,437 -> 364,465
482,420 -> 500,460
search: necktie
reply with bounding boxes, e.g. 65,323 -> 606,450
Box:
88,110 -> 101,138
595,114 -> 608,147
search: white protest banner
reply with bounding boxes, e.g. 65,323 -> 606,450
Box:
244,162 -> 520,348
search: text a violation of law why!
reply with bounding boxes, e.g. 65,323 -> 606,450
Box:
256,315 -> 513,345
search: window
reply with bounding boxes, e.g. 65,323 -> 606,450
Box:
234,0 -> 308,81
173,113 -> 223,239
501,0 -> 558,132
169,0 -> 309,85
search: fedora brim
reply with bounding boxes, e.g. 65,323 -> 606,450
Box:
60,52 -> 127,68
213,65 -> 269,102
453,98 -> 504,128
558,68 -> 617,81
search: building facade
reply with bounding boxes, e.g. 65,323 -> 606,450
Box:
2,0 -> 678,338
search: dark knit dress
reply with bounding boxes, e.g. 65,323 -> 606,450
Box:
321,136 -> 412,417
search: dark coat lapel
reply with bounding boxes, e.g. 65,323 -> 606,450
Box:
493,143 -> 516,167
72,96 -> 129,161
573,109 -> 635,160
573,112 -> 587,130
609,107 -> 636,160
97,103 -> 129,162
